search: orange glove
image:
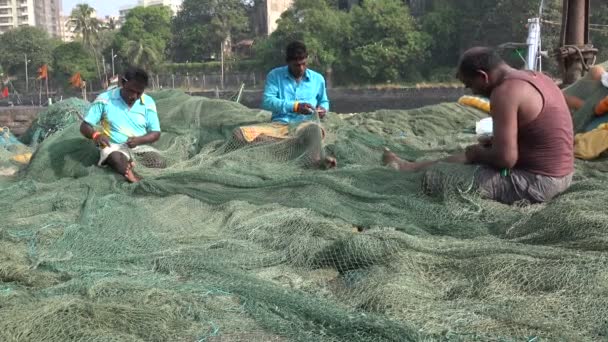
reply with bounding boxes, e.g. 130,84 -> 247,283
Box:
595,96 -> 608,116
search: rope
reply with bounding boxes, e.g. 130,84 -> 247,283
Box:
560,45 -> 597,71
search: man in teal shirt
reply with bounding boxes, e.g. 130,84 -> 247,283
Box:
262,41 -> 330,124
80,67 -> 161,182
235,41 -> 335,168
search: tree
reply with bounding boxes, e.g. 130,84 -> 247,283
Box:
0,27 -> 55,79
124,41 -> 161,71
590,2 -> 608,62
52,42 -> 97,89
69,4 -> 101,48
254,0 -> 350,86
171,0 -> 251,62
69,4 -> 104,84
347,0 -> 430,83
113,6 -> 172,72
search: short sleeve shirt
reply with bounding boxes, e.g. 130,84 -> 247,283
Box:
84,88 -> 160,144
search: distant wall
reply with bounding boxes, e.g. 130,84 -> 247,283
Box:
0,107 -> 43,136
194,87 -> 466,113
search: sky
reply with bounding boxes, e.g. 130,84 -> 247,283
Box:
62,0 -> 136,17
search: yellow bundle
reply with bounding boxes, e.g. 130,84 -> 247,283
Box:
458,95 -> 491,113
574,123 -> 608,160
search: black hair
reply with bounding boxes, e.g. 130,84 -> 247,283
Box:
122,67 -> 149,87
457,47 -> 504,78
286,41 -> 308,61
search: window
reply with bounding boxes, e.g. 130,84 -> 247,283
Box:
0,17 -> 11,23
0,8 -> 10,14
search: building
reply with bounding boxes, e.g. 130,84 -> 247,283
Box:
256,0 -> 294,36
0,0 -> 61,37
0,0 -> 36,34
57,14 -> 73,41
34,0 -> 61,36
119,0 -> 182,23
99,14 -> 120,30
58,8 -> 98,42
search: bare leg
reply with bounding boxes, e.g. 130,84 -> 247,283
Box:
296,123 -> 337,169
382,148 -> 465,171
105,151 -> 140,183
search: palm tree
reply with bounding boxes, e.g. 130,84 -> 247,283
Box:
69,4 -> 101,48
70,4 -> 103,84
124,40 -> 160,72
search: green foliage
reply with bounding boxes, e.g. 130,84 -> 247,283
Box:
171,0 -> 252,63
348,0 -> 430,83
590,3 -> 608,62
254,0 -> 350,73
69,4 -> 102,49
113,6 -> 172,72
0,27 -> 55,77
52,42 -> 97,85
254,0 -> 427,85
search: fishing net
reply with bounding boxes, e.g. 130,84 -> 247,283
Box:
2,77 -> 608,341
19,98 -> 91,147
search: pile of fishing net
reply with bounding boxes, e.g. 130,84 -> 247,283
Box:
1,78 -> 608,341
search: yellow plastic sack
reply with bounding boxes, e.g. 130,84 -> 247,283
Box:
10,153 -> 32,165
574,124 -> 608,160
458,95 -> 491,113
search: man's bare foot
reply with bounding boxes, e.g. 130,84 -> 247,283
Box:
124,163 -> 141,183
321,156 -> 337,169
382,148 -> 416,171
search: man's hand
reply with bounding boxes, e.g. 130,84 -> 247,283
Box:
296,103 -> 314,115
126,137 -> 141,148
317,106 -> 327,119
94,134 -> 110,148
465,144 -> 486,164
477,135 -> 493,147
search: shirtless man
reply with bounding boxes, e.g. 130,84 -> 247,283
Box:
383,47 -> 574,204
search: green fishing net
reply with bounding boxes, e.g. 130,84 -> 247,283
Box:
1,74 -> 608,341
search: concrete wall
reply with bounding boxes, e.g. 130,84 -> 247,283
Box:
0,106 -> 43,136
195,87 -> 466,114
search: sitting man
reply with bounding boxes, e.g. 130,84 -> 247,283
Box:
383,47 -> 574,204
80,67 -> 161,183
234,41 -> 336,168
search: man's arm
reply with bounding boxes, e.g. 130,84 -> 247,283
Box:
127,101 -> 161,148
80,100 -> 110,146
127,132 -> 160,147
466,83 -> 520,169
261,71 -> 297,114
317,77 -> 330,112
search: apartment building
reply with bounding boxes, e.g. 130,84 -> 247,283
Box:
0,0 -> 35,34
0,0 -> 61,37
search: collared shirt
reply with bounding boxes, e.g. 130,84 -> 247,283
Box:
261,66 -> 330,124
84,88 -> 160,144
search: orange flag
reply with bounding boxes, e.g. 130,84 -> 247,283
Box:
37,64 -> 48,80
69,72 -> 83,88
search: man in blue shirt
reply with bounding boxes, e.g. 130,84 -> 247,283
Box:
80,67 -> 161,182
235,41 -> 335,168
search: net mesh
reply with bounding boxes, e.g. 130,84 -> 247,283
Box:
1,77 -> 608,341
